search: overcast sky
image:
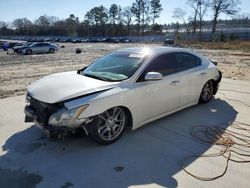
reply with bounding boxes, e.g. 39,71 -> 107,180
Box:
0,0 -> 249,24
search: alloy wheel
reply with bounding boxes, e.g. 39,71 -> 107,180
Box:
201,81 -> 213,101
97,107 -> 126,141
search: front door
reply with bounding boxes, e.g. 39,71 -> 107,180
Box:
132,53 -> 180,124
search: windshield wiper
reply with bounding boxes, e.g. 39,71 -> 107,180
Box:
83,73 -> 110,81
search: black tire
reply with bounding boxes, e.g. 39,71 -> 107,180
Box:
199,80 -> 214,104
89,107 -> 128,145
49,48 -> 55,54
26,49 -> 32,55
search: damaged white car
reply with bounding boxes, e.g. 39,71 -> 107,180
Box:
25,47 -> 221,144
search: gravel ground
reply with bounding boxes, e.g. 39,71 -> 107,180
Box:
0,42 -> 250,98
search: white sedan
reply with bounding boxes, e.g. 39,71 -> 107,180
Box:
25,47 -> 222,144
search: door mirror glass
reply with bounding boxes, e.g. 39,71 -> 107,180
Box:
144,72 -> 163,81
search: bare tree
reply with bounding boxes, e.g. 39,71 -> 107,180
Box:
0,21 -> 11,35
197,0 -> 209,40
150,0 -> 163,26
187,0 -> 199,34
12,18 -> 33,35
131,0 -> 147,34
141,1 -> 151,33
109,4 -> 120,25
211,0 -> 240,38
187,0 -> 209,36
122,6 -> 133,35
65,14 -> 79,35
84,11 -> 95,25
172,8 -> 190,32
0,21 -> 8,28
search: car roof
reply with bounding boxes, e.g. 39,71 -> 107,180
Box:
116,46 -> 195,55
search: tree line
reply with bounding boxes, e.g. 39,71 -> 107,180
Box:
172,0 -> 242,39
0,0 -> 163,37
0,0 -> 248,40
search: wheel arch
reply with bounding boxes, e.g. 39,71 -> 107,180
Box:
119,106 -> 133,130
98,105 -> 134,130
211,70 -> 222,95
26,48 -> 32,54
49,48 -> 55,52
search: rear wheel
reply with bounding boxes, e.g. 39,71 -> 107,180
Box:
199,80 -> 214,103
26,49 -> 32,55
89,107 -> 127,145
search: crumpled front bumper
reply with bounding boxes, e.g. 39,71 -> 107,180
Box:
24,105 -> 83,139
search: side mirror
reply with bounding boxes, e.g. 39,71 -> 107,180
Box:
144,72 -> 163,81
77,67 -> 86,74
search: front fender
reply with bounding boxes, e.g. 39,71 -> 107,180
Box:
64,86 -> 135,120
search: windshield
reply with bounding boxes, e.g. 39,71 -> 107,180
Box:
82,52 -> 146,81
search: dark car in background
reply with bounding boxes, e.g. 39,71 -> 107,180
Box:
164,38 -> 175,45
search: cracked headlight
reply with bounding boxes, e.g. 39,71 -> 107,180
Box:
49,105 -> 89,127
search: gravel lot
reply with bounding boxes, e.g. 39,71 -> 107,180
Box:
0,42 -> 250,98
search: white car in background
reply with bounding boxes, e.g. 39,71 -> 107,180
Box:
20,42 -> 58,55
24,47 -> 222,144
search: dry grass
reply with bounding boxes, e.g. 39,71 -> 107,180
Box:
180,40 -> 250,52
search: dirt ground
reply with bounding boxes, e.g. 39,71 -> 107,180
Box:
0,42 -> 250,99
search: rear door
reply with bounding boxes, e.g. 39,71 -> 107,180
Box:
173,52 -> 203,107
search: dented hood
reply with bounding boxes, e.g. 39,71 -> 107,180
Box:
28,71 -> 119,103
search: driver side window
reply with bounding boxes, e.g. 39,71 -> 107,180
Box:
137,53 -> 175,82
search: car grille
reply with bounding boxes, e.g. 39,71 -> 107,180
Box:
29,96 -> 60,125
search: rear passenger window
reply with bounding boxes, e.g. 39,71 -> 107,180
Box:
174,53 -> 201,72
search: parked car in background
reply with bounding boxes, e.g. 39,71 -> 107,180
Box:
19,42 -> 58,55
1,42 -> 20,51
164,38 -> 175,45
0,41 -> 5,49
24,46 -> 222,145
13,42 -> 33,53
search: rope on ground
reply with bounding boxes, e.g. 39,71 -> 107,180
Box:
182,121 -> 250,181
182,89 -> 250,181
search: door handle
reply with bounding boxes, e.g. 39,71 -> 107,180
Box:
199,72 -> 207,76
170,80 -> 180,86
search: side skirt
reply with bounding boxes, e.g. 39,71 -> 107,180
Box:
132,102 -> 197,130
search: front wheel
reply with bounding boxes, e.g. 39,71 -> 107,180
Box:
49,48 -> 55,54
26,49 -> 32,55
199,80 -> 214,103
89,107 -> 127,145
